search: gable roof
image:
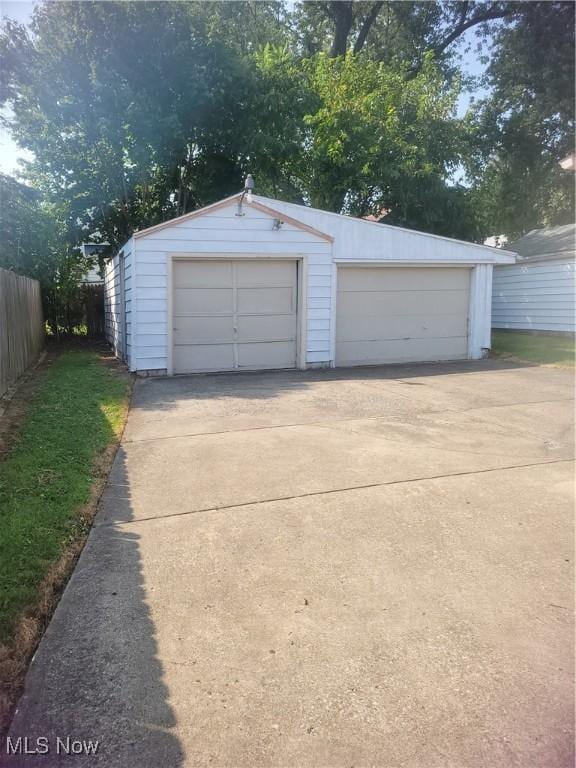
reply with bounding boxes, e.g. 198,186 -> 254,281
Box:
130,192 -> 516,262
508,224 -> 576,262
133,193 -> 333,243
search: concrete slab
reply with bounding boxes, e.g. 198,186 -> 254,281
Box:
5,361 -> 574,767
124,361 -> 574,442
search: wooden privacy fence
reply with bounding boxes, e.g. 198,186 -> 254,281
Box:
0,268 -> 45,397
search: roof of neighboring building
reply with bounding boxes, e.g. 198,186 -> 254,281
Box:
508,223 -> 576,262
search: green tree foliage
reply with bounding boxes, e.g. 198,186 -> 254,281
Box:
0,173 -> 96,333
1,2 -> 257,245
249,48 -> 481,238
1,3 -> 479,241
469,1 -> 575,238
293,1 -> 511,67
0,0 -> 573,276
304,53 -> 469,223
0,173 -> 57,282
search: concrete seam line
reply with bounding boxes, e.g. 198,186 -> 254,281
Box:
103,457 -> 574,528
122,397 -> 575,445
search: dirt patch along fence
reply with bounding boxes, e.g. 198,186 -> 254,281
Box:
0,268 -> 45,397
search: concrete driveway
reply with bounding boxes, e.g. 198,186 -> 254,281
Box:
6,360 -> 574,767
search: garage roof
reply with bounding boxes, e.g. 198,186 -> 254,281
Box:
133,192 -> 517,264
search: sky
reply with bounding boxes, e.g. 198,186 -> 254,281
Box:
0,0 -> 490,177
0,0 -> 36,174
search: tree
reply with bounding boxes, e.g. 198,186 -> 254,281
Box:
469,1 -> 575,237
0,2 -> 263,246
0,173 -> 96,333
0,173 -> 59,284
1,1 -> 573,250
253,48 -> 475,237
293,1 -> 511,68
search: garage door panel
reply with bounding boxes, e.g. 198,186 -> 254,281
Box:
237,314 -> 297,343
336,266 -> 471,366
238,341 -> 296,369
337,337 -> 468,366
236,260 -> 295,286
173,259 -> 297,373
237,287 -> 294,314
173,343 -> 235,373
338,266 -> 470,292
336,313 -> 468,343
337,289 -> 469,317
173,315 -> 234,344
174,288 -> 233,315
173,260 -> 233,288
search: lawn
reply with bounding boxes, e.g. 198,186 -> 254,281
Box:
0,348 -> 130,643
491,330 -> 575,367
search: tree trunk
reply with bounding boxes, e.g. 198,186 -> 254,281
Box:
328,2 -> 354,57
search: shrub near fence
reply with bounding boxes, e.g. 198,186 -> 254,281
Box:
0,268 -> 45,397
43,282 -> 105,338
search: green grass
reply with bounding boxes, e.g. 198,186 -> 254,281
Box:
0,349 -> 129,643
492,330 -> 575,367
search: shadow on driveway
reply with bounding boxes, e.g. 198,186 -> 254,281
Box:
3,449 -> 185,767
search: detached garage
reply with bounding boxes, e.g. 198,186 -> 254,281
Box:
104,191 -> 516,375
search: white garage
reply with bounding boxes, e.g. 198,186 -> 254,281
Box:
104,191 -> 516,375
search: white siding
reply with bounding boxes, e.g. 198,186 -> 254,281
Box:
257,196 -> 515,266
132,204 -> 332,371
469,264 -> 493,357
492,256 -> 576,332
104,253 -> 120,353
104,238 -> 134,366
125,240 -> 134,368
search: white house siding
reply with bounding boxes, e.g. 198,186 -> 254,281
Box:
492,256 -> 576,333
104,238 -> 134,366
131,204 -> 332,372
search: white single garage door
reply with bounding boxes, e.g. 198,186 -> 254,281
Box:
173,259 -> 298,373
336,266 -> 471,366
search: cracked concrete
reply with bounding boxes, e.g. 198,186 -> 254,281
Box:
5,359 -> 575,767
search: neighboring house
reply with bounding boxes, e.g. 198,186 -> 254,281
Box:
492,224 -> 575,334
103,192 -> 515,375
80,243 -> 108,285
81,265 -> 104,285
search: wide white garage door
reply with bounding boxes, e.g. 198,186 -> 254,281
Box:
173,259 -> 297,374
336,266 -> 470,366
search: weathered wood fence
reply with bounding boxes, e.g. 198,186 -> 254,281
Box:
0,268 -> 45,397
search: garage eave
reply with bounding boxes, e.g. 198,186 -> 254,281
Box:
132,193 -> 333,244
